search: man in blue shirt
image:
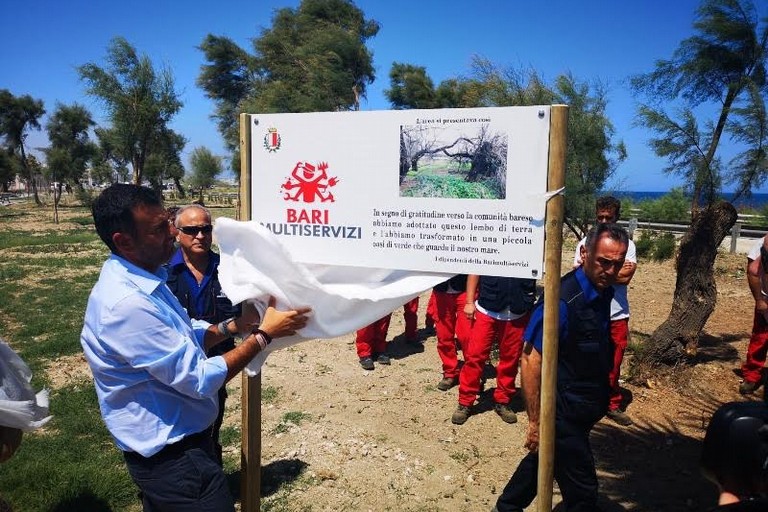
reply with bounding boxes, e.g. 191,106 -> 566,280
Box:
166,204 -> 240,466
494,223 -> 629,512
81,184 -> 310,511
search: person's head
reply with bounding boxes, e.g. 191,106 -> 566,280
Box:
580,223 -> 629,290
92,184 -> 174,272
701,401 -> 768,502
595,196 -> 621,224
174,204 -> 213,258
166,206 -> 180,238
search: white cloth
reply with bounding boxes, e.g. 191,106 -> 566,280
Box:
214,218 -> 453,375
574,237 -> 636,320
0,339 -> 52,431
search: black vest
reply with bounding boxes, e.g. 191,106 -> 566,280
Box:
433,274 -> 468,293
555,269 -> 613,427
165,254 -> 240,357
477,276 -> 536,314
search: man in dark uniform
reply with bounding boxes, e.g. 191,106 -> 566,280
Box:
494,223 -> 629,512
166,204 -> 240,466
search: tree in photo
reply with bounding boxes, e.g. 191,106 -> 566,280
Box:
631,0 -> 768,367
198,0 -> 379,177
188,146 -> 222,204
78,37 -> 182,185
0,90 -> 45,205
44,103 -> 96,223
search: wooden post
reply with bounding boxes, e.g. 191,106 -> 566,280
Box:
537,105 -> 568,511
628,217 -> 638,240
730,222 -> 741,254
238,113 -> 262,512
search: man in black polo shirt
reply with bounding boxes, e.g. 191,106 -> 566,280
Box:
166,204 -> 240,466
494,223 -> 629,512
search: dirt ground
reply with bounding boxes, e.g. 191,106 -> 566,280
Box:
215,245 -> 759,512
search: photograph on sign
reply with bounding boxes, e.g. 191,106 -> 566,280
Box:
249,106 -> 550,278
399,123 -> 507,200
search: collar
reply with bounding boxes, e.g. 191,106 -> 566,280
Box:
109,253 -> 167,294
168,248 -> 219,275
573,266 -> 610,303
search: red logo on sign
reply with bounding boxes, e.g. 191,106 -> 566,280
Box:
281,161 -> 339,203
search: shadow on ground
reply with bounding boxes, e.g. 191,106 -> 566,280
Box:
590,388 -> 747,511
259,458 -> 308,497
49,490 -> 113,512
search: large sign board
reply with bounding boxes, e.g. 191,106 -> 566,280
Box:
249,106 -> 551,278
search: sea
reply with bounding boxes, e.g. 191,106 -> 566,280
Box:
612,191 -> 768,211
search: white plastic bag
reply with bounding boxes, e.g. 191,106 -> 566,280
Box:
0,339 -> 52,431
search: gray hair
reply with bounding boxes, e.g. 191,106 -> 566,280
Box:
584,223 -> 629,253
174,204 -> 211,228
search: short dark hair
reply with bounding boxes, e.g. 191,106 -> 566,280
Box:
596,196 -> 621,218
701,401 -> 768,499
92,184 -> 163,253
584,223 -> 629,254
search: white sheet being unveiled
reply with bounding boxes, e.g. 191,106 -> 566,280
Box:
214,218 -> 453,375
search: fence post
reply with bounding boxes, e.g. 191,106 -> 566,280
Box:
730,222 -> 741,254
628,218 -> 638,240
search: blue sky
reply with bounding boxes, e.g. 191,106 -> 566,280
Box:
0,0 -> 747,191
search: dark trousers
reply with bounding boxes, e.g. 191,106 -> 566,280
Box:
123,431 -> 234,512
496,419 -> 598,512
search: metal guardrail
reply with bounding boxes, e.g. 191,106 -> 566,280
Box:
618,218 -> 765,253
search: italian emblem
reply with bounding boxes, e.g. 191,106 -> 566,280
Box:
263,128 -> 281,152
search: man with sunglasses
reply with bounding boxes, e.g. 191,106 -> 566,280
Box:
166,204 -> 237,466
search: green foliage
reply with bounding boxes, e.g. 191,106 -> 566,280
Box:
0,90 -> 45,202
654,232 -> 677,260
634,230 -> 677,261
632,0 -> 768,206
635,230 -> 655,259
198,0 -> 379,170
78,37 -> 182,184
262,385 -> 280,404
188,146 -> 222,199
403,174 -> 499,199
0,385 -> 136,511
273,411 -> 312,434
636,188 -> 691,222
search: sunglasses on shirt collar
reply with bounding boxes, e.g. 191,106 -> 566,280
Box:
177,224 -> 213,236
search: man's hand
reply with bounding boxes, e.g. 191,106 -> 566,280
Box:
258,297 -> 311,339
524,421 -> 539,452
463,301 -> 476,321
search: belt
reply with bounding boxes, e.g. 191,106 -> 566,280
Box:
123,427 -> 213,463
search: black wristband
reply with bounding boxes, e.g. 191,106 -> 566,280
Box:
254,329 -> 272,345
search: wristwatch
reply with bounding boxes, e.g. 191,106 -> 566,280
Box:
217,318 -> 235,337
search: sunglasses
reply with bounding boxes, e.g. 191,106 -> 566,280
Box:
178,224 -> 213,236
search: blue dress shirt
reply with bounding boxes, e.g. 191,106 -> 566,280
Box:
80,254 -> 228,457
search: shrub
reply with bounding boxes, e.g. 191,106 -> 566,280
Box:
635,230 -> 655,259
633,230 -> 677,261
653,233 -> 676,261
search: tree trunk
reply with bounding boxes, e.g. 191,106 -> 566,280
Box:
635,201 -> 737,371
173,177 -> 186,198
